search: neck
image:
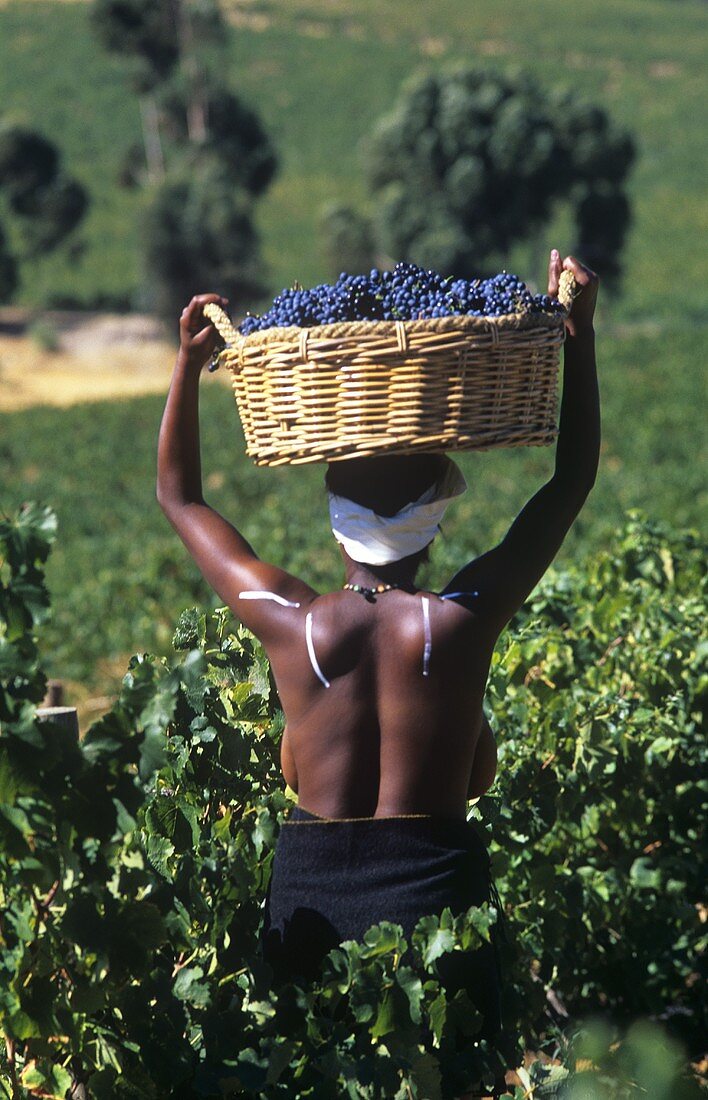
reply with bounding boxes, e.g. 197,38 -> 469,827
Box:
342,558 -> 418,592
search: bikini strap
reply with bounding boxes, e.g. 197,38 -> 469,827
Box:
422,596 -> 431,677
421,591 -> 480,678
238,590 -> 301,607
237,590 -> 476,688
305,611 -> 331,689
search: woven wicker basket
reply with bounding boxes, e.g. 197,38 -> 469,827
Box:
204,270 -> 576,467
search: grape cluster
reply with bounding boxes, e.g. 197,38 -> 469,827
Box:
239,262 -> 564,334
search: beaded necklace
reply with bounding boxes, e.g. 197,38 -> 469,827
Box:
342,581 -> 400,597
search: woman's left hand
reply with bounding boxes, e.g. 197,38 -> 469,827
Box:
178,293 -> 229,370
548,250 -> 599,339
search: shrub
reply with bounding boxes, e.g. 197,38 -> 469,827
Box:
0,123 -> 89,302
0,504 -> 703,1097
358,66 -> 635,284
484,511 -> 706,1049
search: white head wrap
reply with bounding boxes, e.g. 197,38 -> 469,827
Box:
328,457 -> 467,565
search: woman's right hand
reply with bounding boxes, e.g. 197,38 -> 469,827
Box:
179,292 -> 229,371
548,249 -> 599,338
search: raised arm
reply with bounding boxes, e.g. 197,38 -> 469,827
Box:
156,294 -> 317,645
550,252 -> 601,492
444,252 -> 601,630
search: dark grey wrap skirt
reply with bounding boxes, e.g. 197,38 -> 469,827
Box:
259,804 -> 503,1039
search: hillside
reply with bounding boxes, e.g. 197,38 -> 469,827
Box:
0,0 -> 706,321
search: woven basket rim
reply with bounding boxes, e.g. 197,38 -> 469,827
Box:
229,307 -> 565,348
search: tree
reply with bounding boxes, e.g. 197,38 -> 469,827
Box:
91,0 -> 277,321
0,224 -> 17,302
0,124 -> 89,302
319,201 -> 376,280
348,66 -> 635,284
91,0 -> 226,179
156,80 -> 277,198
141,159 -> 265,322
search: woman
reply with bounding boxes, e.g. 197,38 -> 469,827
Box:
156,249 -> 600,1056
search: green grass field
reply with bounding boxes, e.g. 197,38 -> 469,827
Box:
0,0 -> 706,320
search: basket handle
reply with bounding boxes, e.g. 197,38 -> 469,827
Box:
557,269 -> 578,313
204,302 -> 239,343
203,302 -> 240,372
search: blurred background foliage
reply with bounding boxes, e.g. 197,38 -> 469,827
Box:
0,0 -> 705,320
0,123 -> 89,301
350,67 -> 635,286
90,0 -> 278,321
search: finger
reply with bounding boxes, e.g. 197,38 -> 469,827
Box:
191,322 -> 218,345
562,255 -> 597,286
192,327 -> 220,356
191,324 -> 217,345
182,293 -> 222,317
182,304 -> 215,335
182,294 -> 229,330
181,299 -> 201,327
548,249 -> 561,296
192,292 -> 227,308
180,311 -> 202,335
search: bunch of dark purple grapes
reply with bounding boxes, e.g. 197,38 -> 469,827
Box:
239,262 -> 564,334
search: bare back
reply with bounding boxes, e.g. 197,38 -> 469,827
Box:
266,589 -> 498,820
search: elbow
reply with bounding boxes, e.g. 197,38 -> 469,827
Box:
580,469 -> 598,497
156,463 -> 167,510
156,471 -> 192,516
552,468 -> 597,501
156,481 -> 171,514
576,470 -> 598,498
156,486 -> 204,523
156,483 -> 183,519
